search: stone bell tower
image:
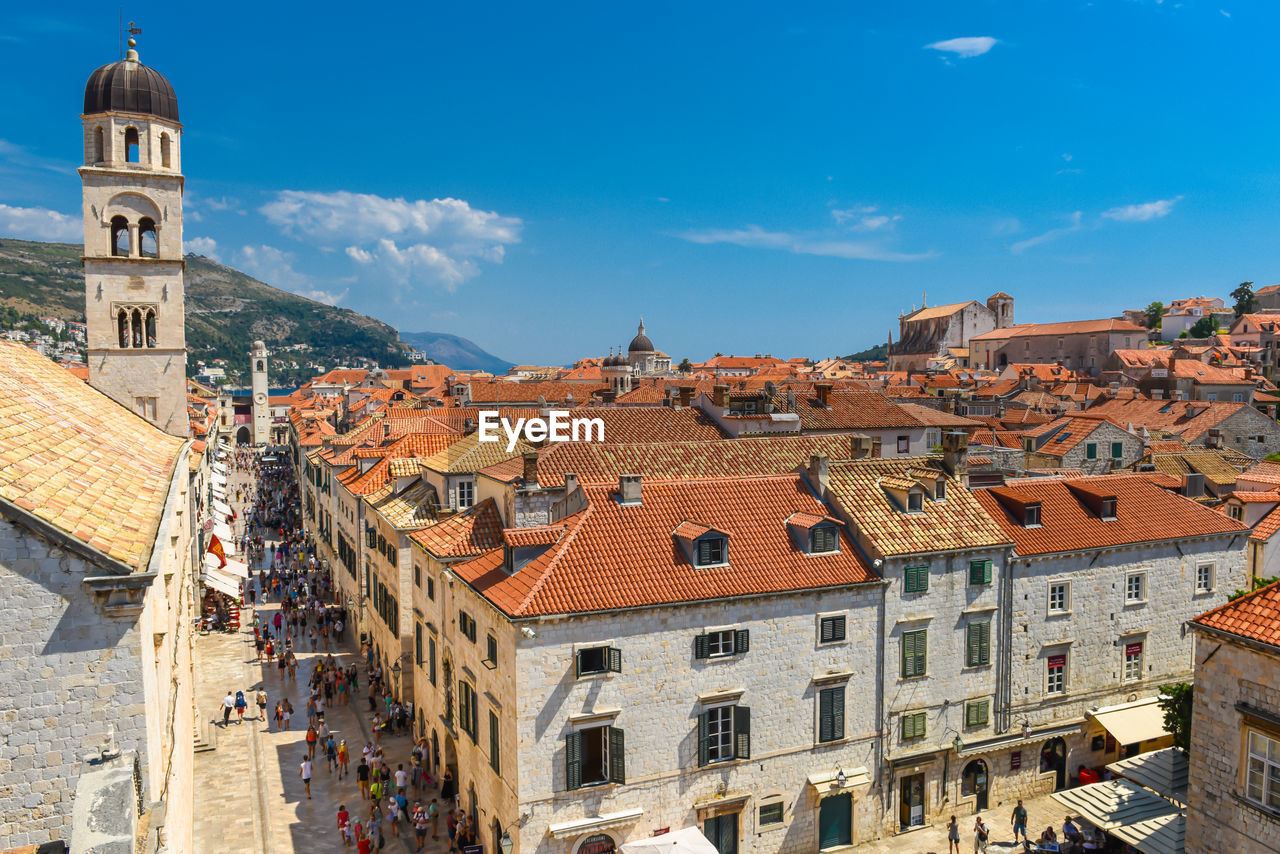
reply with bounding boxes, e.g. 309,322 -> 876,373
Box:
80,34 -> 188,436
250,339 -> 270,445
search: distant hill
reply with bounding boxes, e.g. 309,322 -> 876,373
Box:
0,238 -> 409,386
843,343 -> 888,361
399,330 -> 513,374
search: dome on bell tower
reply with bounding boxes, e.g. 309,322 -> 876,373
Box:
83,39 -> 179,122
628,318 -> 654,353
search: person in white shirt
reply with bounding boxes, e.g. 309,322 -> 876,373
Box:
220,691 -> 234,726
300,756 -> 314,799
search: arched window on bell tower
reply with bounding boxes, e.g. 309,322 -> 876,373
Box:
111,216 -> 130,257
93,126 -> 104,164
131,308 -> 144,348
139,218 -> 158,258
117,309 -> 129,348
125,127 -> 139,163
145,309 -> 157,347
160,133 -> 171,168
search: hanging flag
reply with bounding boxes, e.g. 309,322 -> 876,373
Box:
208,534 -> 227,569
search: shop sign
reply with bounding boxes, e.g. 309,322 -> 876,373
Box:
1048,655 -> 1066,668
1010,751 -> 1021,770
579,835 -> 616,854
652,829 -> 670,836
462,846 -> 483,854
1125,642 -> 1143,657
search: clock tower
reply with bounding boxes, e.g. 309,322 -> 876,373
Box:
250,339 -> 269,445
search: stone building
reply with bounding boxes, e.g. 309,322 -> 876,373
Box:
81,39 -> 188,437
969,318 -> 1146,376
250,339 -> 270,445
975,476 -> 1247,810
1186,579 -> 1280,853
0,341 -> 197,851
1084,396 -> 1280,458
1018,415 -> 1144,474
887,293 -> 1014,371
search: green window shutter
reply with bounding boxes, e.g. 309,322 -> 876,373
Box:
607,646 -> 622,673
694,634 -> 710,659
966,702 -> 977,727
1112,441 -> 1123,459
819,688 -> 834,743
733,706 -> 751,759
980,622 -> 990,665
905,565 -> 928,593
734,629 -> 750,654
967,622 -> 991,666
565,731 -> 582,791
1086,443 -> 1097,459
575,650 -> 585,678
967,623 -> 979,667
415,623 -> 423,666
489,712 -> 500,774
697,712 -> 710,767
969,559 -> 992,585
608,726 -> 626,784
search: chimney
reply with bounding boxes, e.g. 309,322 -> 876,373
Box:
851,434 -> 873,459
1183,472 -> 1205,499
618,473 -> 642,505
464,417 -> 477,434
807,454 -> 830,493
711,385 -> 729,407
942,430 -> 969,485
522,451 -> 539,486
383,421 -> 391,438
1185,402 -> 1197,418
564,472 -> 579,495
815,383 -> 833,406
678,386 -> 693,407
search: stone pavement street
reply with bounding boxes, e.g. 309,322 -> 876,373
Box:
851,789 -> 1085,853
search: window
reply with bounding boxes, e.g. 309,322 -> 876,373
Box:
698,705 -> 750,764
486,634 -> 498,668
414,622 -> 423,667
456,480 -> 475,509
1100,498 -> 1117,520
810,525 -> 838,553
1111,441 -> 1124,459
124,126 -> 139,162
969,559 -> 993,585
696,537 -> 726,566
901,711 -> 926,740
935,480 -> 946,502
111,215 -> 130,257
966,621 -> 991,667
695,628 -> 749,659
160,132 -> 171,168
964,699 -> 990,728
1048,583 -> 1069,614
1125,573 -> 1146,604
489,711 -> 500,774
1229,505 -> 1244,521
427,576 -> 435,601
1123,641 -> 1143,682
897,435 -> 910,454
1196,562 -> 1215,593
818,685 -> 845,743
138,217 -> 158,258
902,629 -> 927,678
93,125 -> 104,163
458,611 -> 477,642
565,725 -> 625,789
1246,731 -> 1280,810
1207,392 -> 1218,401
1086,443 -> 1097,460
907,492 -> 924,513
427,637 -> 437,685
576,645 -> 621,677
904,565 -> 929,593
759,801 -> 784,826
1234,392 -> 1244,403
1024,503 -> 1041,526
1047,654 -> 1066,694
459,680 -> 478,741
414,564 -> 421,588
819,615 -> 847,644
134,397 -> 157,421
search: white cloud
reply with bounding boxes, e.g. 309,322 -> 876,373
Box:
204,196 -> 241,212
925,36 -> 998,58
1009,211 -> 1084,254
0,203 -> 81,241
236,244 -> 348,306
1062,153 -> 1073,162
678,225 -> 932,262
830,206 -> 903,231
186,236 -> 220,260
1101,196 -> 1182,222
260,190 -> 521,288
1220,9 -> 1231,17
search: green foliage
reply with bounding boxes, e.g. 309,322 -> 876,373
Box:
1189,316 -> 1218,338
1232,281 -> 1257,317
1144,301 -> 1165,329
844,343 -> 889,361
1230,575 -> 1280,601
1266,453 -> 1280,463
1178,331 -> 1189,339
1157,682 -> 1193,753
677,358 -> 692,373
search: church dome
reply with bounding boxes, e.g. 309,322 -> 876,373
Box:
84,43 -> 179,122
628,319 -> 654,353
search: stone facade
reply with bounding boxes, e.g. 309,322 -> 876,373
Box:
1185,632 -> 1280,853
1024,420 -> 1144,475
970,323 -> 1145,377
889,296 -> 1011,372
251,340 -> 270,445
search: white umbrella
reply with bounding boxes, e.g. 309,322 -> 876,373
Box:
620,829 -> 720,854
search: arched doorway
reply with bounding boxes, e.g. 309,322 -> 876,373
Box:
236,426 -> 251,445
961,759 -> 989,811
431,729 -> 440,776
1041,737 -> 1067,790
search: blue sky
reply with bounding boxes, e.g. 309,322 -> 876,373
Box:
3,2 -> 1279,365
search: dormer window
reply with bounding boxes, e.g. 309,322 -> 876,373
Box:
1100,497 -> 1117,520
935,480 -> 947,502
1024,503 -> 1041,527
674,521 -> 730,567
907,492 -> 924,513
810,525 -> 838,553
697,537 -> 726,566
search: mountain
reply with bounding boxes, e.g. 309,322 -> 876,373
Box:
398,330 -> 513,374
843,343 -> 888,361
0,238 -> 409,386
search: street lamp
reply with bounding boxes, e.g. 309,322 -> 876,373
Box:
835,766 -> 847,788
952,735 -> 964,755
391,659 -> 402,689
500,832 -> 514,854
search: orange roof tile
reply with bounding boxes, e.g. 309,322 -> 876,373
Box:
409,499 -> 504,559
1192,578 -> 1280,647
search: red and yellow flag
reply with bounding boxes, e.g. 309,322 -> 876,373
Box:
208,534 -> 227,569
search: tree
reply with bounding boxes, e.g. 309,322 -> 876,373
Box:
1232,281 -> 1257,317
1144,301 -> 1165,329
677,358 -> 692,373
1189,316 -> 1217,339
1157,682 -> 1193,753
1230,574 -> 1280,601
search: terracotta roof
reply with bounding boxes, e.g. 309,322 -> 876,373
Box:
368,479 -> 439,529
581,407 -> 730,443
342,433 -> 463,495
971,318 -> 1146,340
408,498 -> 504,559
502,525 -> 565,547
1192,578 -> 1280,648
451,475 -> 878,617
902,301 -> 978,322
1083,398 -> 1244,442
419,431 -> 533,475
1231,490 -> 1280,503
824,457 -> 1013,557
1251,505 -> 1280,544
0,342 -> 185,570
894,403 -> 984,428
973,475 -> 1247,556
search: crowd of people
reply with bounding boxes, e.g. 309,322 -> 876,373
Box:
212,446 -> 487,853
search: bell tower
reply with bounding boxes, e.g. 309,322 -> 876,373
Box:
250,339 -> 270,445
80,32 -> 188,436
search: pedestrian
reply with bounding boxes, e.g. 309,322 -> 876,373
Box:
220,690 -> 234,726
947,814 -> 960,854
413,805 -> 428,851
440,768 -> 455,800
300,755 -> 313,799
446,809 -> 458,853
395,764 -> 408,797
337,804 -> 351,848
387,798 -> 400,836
282,699 -> 293,731
357,758 -> 370,800
306,723 -> 319,760
326,734 -> 338,773
273,701 -> 283,731
338,739 -> 350,779
254,633 -> 265,661
974,815 -> 989,853
370,776 -> 383,805
1011,799 -> 1029,845
429,798 -> 439,839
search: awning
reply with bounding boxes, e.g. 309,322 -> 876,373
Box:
212,500 -> 232,516
1051,779 -> 1179,832
1087,697 -> 1170,746
212,462 -> 227,474
1107,748 -> 1189,805
201,570 -> 240,598
548,808 -> 644,839
203,553 -> 249,578
213,522 -> 234,541
806,766 -> 872,797
620,828 -> 719,854
1108,811 -> 1185,854
210,472 -> 227,485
